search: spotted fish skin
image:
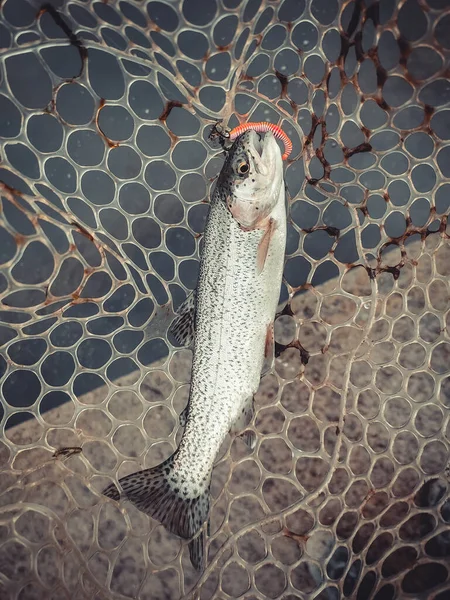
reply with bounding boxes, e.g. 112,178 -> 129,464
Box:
176,131 -> 286,480
103,130 -> 286,570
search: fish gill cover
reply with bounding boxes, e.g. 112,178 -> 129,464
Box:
0,0 -> 449,599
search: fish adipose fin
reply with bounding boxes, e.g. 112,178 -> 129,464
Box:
103,455 -> 210,566
169,290 -> 196,346
256,218 -> 275,275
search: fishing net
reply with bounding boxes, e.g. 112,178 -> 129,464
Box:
0,0 -> 449,598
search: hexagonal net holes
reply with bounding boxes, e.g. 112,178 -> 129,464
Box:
0,1 -> 449,599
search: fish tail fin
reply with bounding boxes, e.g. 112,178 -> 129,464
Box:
103,455 -> 210,551
189,529 -> 206,571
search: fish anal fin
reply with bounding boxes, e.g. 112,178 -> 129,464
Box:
231,397 -> 254,436
169,290 -> 196,346
256,218 -> 275,275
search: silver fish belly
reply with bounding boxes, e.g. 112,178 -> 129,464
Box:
103,130 -> 286,570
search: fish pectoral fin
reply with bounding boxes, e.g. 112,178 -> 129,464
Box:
256,218 -> 275,275
169,290 -> 196,346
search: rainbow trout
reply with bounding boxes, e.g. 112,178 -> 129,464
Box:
103,130 -> 286,569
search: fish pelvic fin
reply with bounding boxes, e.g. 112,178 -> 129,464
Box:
264,321 -> 274,360
168,290 -> 196,346
179,405 -> 189,427
102,455 -> 210,545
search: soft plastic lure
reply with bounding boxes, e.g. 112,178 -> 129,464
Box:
229,122 -> 293,160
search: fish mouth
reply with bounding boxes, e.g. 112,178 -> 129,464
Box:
251,130 -> 276,161
253,132 -> 264,157
249,130 -> 276,175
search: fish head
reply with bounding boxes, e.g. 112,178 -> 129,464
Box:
219,130 -> 284,229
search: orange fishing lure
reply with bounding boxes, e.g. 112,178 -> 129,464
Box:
229,122 -> 292,160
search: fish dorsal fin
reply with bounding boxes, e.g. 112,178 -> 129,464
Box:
169,290 -> 196,346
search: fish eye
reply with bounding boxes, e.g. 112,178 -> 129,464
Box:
237,161 -> 249,175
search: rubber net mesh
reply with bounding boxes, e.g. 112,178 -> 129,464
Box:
0,0 -> 449,598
